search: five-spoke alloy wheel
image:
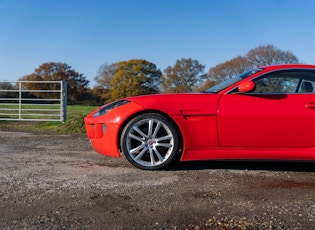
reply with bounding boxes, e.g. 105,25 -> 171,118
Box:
120,113 -> 180,170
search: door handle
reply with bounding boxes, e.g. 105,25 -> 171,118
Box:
305,102 -> 315,108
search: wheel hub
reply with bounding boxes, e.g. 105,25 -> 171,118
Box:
146,139 -> 156,148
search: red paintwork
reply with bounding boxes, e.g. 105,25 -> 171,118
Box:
85,102 -> 144,157
84,64 -> 315,162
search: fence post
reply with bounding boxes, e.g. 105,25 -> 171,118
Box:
61,81 -> 67,122
18,81 -> 22,120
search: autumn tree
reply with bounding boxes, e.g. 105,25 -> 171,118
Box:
161,58 -> 205,93
205,45 -> 300,85
247,45 -> 299,66
207,56 -> 252,83
109,59 -> 161,101
20,62 -> 89,103
95,62 -> 118,90
94,62 -> 118,102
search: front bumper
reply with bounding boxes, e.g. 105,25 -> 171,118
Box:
85,120 -> 121,157
84,102 -> 145,157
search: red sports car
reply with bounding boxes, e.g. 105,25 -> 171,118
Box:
84,64 -> 315,170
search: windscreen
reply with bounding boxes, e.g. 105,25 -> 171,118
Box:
205,68 -> 263,93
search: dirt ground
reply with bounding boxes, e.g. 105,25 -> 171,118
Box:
0,130 -> 314,229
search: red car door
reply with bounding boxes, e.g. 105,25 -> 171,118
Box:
217,93 -> 315,148
217,69 -> 315,149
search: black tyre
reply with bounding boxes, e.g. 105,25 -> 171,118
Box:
120,113 -> 181,170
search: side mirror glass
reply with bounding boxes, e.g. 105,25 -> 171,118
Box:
238,81 -> 255,93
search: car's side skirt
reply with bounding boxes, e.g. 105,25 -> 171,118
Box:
181,147 -> 315,161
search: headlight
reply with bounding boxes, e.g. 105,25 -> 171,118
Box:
92,100 -> 130,118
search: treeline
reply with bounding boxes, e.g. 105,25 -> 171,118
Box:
0,45 -> 300,105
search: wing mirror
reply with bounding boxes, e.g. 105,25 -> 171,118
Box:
238,81 -> 255,93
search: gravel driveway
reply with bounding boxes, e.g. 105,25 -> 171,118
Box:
0,130 -> 315,229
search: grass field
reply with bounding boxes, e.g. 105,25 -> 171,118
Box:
0,105 -> 98,134
66,105 -> 98,117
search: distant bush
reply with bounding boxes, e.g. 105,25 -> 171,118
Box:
57,115 -> 86,134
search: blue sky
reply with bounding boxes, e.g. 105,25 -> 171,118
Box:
1,0 -> 315,87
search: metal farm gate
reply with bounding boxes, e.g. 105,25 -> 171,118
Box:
0,81 -> 67,122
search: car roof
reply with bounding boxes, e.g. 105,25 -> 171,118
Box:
259,64 -> 315,70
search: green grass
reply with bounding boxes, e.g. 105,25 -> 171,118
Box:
57,105 -> 98,134
0,105 -> 99,134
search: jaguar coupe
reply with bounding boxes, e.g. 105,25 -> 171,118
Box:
84,64 -> 315,169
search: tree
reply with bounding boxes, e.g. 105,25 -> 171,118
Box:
0,82 -> 16,98
95,62 -> 118,90
247,45 -> 299,67
208,56 -> 252,83
206,45 -> 300,84
109,59 -> 161,101
20,62 -> 89,103
94,62 -> 118,103
161,58 -> 205,93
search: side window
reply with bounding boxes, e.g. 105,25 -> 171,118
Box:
250,69 -> 315,94
297,80 -> 314,93
252,76 -> 299,93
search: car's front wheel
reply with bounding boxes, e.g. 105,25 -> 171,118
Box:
120,113 -> 181,170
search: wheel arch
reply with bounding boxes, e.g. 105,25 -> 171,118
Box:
117,109 -> 184,156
